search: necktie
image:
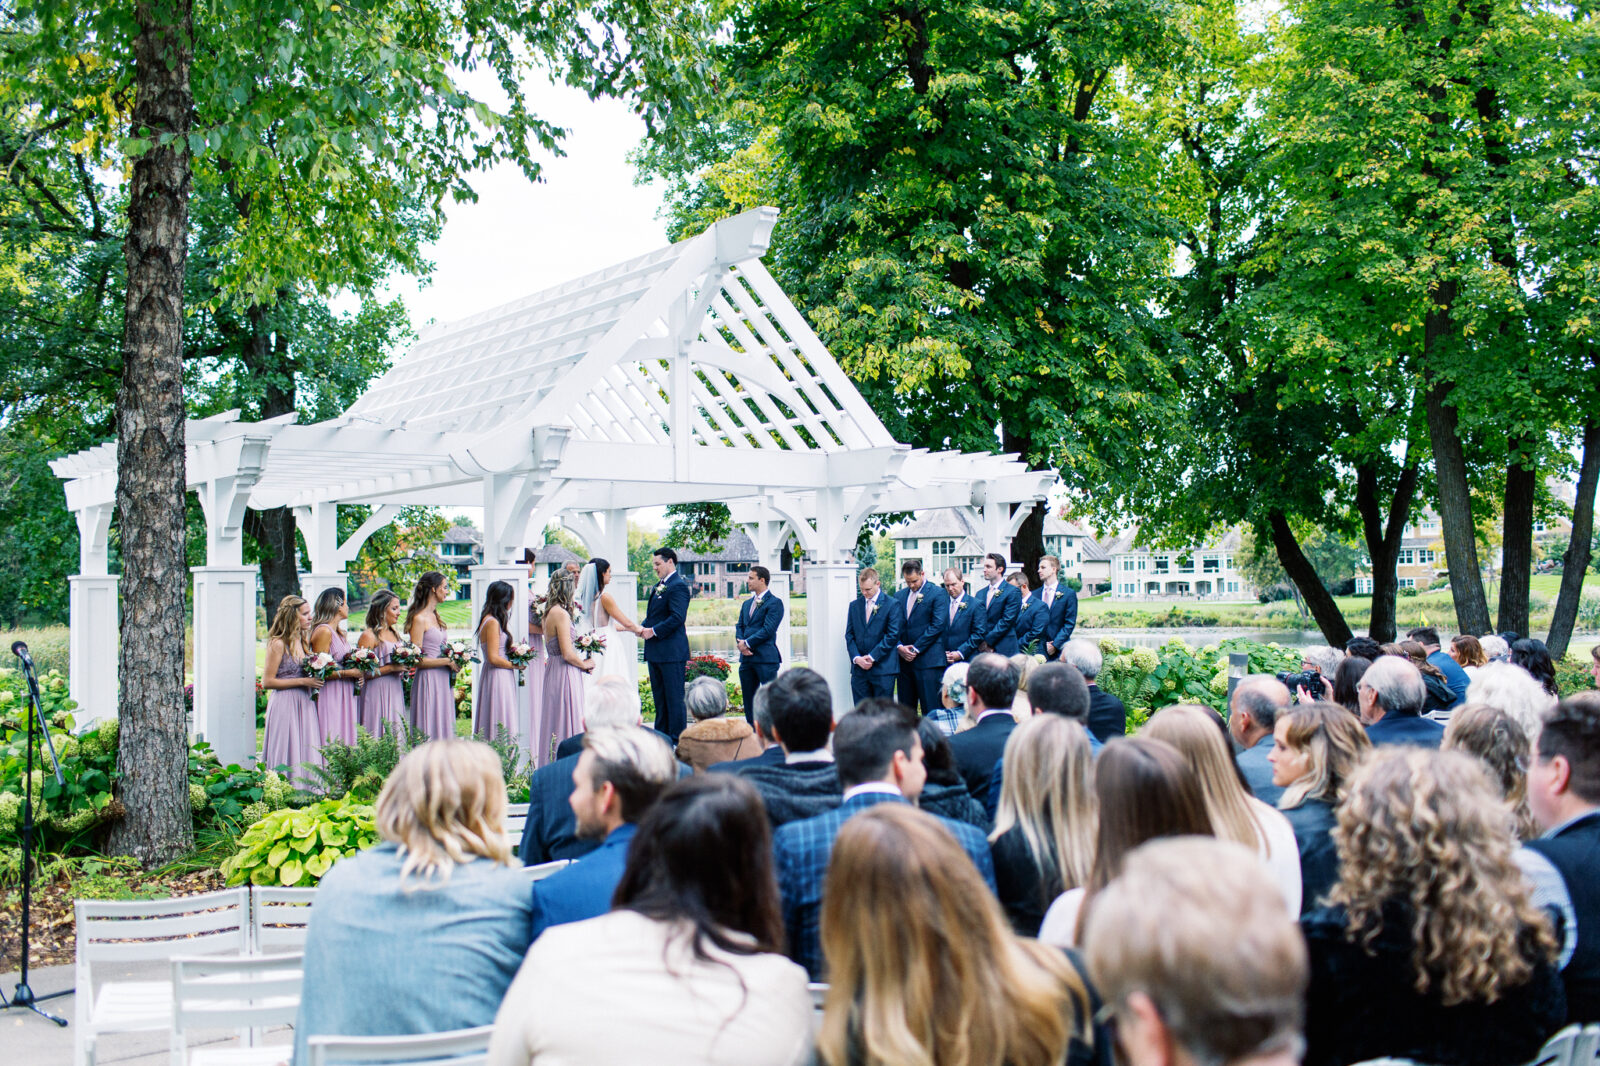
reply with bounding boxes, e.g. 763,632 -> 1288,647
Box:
867,597 -> 876,621
950,599 -> 959,623
1045,587 -> 1054,607
906,591 -> 915,619
987,585 -> 995,607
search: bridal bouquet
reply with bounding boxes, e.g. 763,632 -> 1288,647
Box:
442,637 -> 478,671
506,640 -> 539,686
342,646 -> 382,680
301,652 -> 339,703
574,632 -> 607,660
388,641 -> 423,671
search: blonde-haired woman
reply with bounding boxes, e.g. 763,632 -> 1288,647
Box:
1144,704 -> 1302,916
292,740 -> 532,1066
1268,702 -> 1372,913
262,595 -> 322,787
819,803 -> 1099,1066
1301,748 -> 1563,1066
1443,702 -> 1540,840
989,714 -> 1097,935
534,569 -> 595,768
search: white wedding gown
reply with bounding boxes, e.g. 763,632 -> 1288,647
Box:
579,598 -> 637,686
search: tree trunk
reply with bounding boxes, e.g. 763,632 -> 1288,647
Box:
1355,460 -> 1419,643
1001,425 -> 1046,582
1498,442 -> 1536,638
107,0 -> 195,864
1548,421 -> 1599,658
1423,317 -> 1492,635
1266,511 -> 1353,646
242,300 -> 300,612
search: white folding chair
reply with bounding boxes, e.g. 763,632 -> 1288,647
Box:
1529,1025 -> 1600,1066
504,803 -> 530,840
74,888 -> 251,1066
306,1025 -> 495,1066
519,859 -> 571,881
170,953 -> 303,1066
250,886 -> 317,954
808,982 -> 827,1033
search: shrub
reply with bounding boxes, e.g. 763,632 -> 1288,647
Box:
637,676 -> 656,723
1095,637 -> 1304,726
685,655 -> 731,682
305,725 -> 421,800
0,627 -> 70,678
1398,586 -> 1419,597
0,692 -> 122,873
221,793 -> 379,887
1556,656 -> 1596,699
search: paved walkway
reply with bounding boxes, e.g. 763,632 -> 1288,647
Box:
0,963 -> 291,1066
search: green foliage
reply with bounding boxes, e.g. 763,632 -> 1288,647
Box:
627,523 -> 659,579
661,504 -> 733,555
186,741 -> 280,830
0,629 -> 70,679
221,794 -> 380,887
348,506 -> 453,597
483,727 -> 531,803
1555,656 -> 1596,699
638,677 -> 657,723
0,685 -> 120,874
304,726 -> 422,801
685,655 -> 731,683
1095,636 -> 1302,720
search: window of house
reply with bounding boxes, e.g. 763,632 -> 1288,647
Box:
1178,554 -> 1195,573
1534,521 -> 1547,534
1122,559 -> 1136,571
1398,549 -> 1415,566
1417,549 -> 1435,565
728,562 -> 750,573
1202,556 -> 1220,573
904,539 -> 918,549
1223,555 -> 1233,570
1227,581 -> 1239,592
1153,557 -> 1170,574
1400,577 -> 1416,589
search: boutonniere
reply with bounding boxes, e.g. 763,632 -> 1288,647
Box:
914,591 -> 924,604
957,600 -> 968,612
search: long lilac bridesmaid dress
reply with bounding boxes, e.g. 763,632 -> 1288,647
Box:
359,639 -> 407,739
474,631 -> 519,744
263,649 -> 321,788
315,626 -> 359,747
411,626 -> 456,742
533,632 -> 586,768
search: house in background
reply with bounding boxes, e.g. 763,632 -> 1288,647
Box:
1108,528 -> 1255,601
437,525 -> 483,598
887,508 -> 1105,588
674,529 -> 809,598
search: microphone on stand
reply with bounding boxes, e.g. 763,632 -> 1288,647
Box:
11,640 -> 33,667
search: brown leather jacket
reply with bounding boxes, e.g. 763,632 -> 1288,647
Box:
675,717 -> 761,773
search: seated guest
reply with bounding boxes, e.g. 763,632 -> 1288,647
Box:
1451,633 -> 1489,677
1146,704 -> 1302,917
1481,633 -> 1512,663
914,717 -> 989,831
519,676 -> 652,864
1229,675 -> 1292,805
948,652 -> 1019,798
488,776 -> 812,1065
985,660 -> 1097,820
1040,737 -> 1215,947
989,714 -> 1097,936
1009,651 -> 1039,716
706,682 -> 781,773
1331,655 -> 1368,716
1444,703 -> 1539,840
929,660 -> 969,736
530,726 -> 678,940
728,666 -> 842,827
1061,638 -> 1127,741
1301,748 -> 1564,1066
1343,636 -> 1383,662
675,675 -> 759,772
1357,655 -> 1445,748
1084,837 -> 1309,1066
1521,693 -> 1600,1023
819,804 -> 1101,1066
1268,702 -> 1371,913
1408,625 -> 1470,707
773,698 -> 995,979
295,741 -> 531,1065
1468,660 -> 1557,739
1398,639 -> 1460,718
1511,637 -> 1561,698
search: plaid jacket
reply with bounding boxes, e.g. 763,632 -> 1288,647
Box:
773,791 -> 997,980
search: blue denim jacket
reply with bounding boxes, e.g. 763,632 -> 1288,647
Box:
291,843 -> 533,1065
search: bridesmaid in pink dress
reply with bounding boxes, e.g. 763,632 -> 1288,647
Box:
262,595 -> 325,787
474,580 -> 522,744
356,590 -> 408,739
309,587 -> 361,746
406,570 -> 457,742
534,569 -> 595,767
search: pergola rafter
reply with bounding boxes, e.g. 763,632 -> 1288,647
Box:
54,207 -> 1054,760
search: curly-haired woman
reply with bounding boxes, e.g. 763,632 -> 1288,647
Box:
1301,748 -> 1564,1066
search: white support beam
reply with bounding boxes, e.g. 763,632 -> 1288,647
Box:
75,502 -> 113,575
194,435 -> 272,567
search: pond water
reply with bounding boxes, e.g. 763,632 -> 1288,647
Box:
684,625 -> 1337,661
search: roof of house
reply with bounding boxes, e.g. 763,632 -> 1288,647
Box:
535,544 -> 584,565
674,529 -> 759,563
440,525 -> 483,546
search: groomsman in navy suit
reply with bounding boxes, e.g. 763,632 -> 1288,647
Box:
846,567 -> 903,701
1038,554 -> 1079,660
942,567 -> 980,666
735,565 -> 784,724
893,560 -> 949,716
958,552 -> 1020,659
641,547 -> 692,741
1012,571 -> 1049,653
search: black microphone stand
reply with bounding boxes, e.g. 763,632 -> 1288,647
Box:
2,642 -> 70,1025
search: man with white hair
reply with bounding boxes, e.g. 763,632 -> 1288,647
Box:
1059,638 -> 1126,741
1358,656 -> 1445,748
1467,661 -> 1557,740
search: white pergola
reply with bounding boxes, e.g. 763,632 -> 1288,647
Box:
53,207 -> 1053,764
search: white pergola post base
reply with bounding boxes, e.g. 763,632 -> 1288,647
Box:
804,563 -> 861,718
768,571 -> 795,669
469,563 -> 531,750
299,573 -> 347,604
67,575 -> 118,728
191,565 -> 261,765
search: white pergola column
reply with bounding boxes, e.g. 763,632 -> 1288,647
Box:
68,502 -> 117,728
295,501 -> 347,601
469,562 -> 531,749
767,571 -> 795,667
192,435 -> 271,765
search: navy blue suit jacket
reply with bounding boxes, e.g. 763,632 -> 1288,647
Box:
529,822 -> 636,940
1365,714 -> 1445,749
1042,583 -> 1079,650
1017,595 -> 1049,651
965,581 -> 1020,657
517,754 -> 598,866
706,744 -> 785,775
846,593 -> 903,678
773,791 -> 996,979
641,571 -> 691,663
735,593 -> 784,665
894,584 -> 948,671
945,592 -> 980,659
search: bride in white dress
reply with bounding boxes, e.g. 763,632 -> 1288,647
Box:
574,559 -> 644,685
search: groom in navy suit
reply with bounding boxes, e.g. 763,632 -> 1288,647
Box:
641,547 -> 692,741
893,559 -> 948,716
846,567 -> 902,701
735,565 -> 784,724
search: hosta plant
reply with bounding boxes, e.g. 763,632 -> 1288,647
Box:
221,793 -> 379,887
